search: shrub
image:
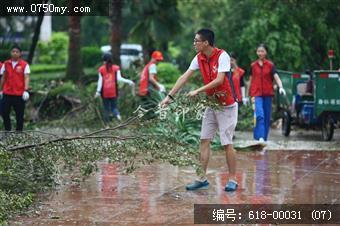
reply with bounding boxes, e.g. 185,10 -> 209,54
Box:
81,46 -> 103,68
30,64 -> 66,74
236,104 -> 254,131
157,62 -> 181,84
49,81 -> 77,97
37,32 -> 69,64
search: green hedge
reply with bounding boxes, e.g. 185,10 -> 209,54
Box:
157,62 -> 181,84
81,46 -> 102,68
37,32 -> 69,64
30,64 -> 66,74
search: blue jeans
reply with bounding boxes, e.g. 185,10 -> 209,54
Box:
0,98 -> 3,116
102,98 -> 120,123
253,96 -> 272,141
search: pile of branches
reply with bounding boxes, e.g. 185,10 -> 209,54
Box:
0,93 -> 223,223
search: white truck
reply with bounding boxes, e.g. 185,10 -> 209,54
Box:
100,44 -> 143,69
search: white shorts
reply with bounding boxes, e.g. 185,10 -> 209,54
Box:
200,103 -> 238,145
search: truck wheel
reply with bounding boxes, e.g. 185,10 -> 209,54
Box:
322,115 -> 334,141
282,111 -> 291,137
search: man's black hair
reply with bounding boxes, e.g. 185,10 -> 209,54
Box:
11,44 -> 22,52
196,28 -> 215,46
230,52 -> 237,60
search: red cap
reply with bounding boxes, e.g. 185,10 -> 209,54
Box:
151,51 -> 164,61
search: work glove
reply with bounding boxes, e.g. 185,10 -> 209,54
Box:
129,82 -> 136,96
242,97 -> 249,105
94,92 -> 101,98
22,91 -> 29,101
279,87 -> 286,96
158,84 -> 166,93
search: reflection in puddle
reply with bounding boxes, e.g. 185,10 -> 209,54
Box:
11,150 -> 340,225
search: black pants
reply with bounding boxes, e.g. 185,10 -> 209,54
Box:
2,94 -> 25,131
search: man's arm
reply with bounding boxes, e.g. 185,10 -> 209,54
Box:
160,69 -> 195,106
248,75 -> 252,96
0,64 -> 5,90
168,69 -> 195,96
24,73 -> 30,91
24,64 -> 30,91
187,72 -> 225,96
149,73 -> 161,90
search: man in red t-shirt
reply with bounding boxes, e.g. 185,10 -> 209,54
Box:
139,51 -> 165,97
0,45 -> 30,131
161,29 -> 238,192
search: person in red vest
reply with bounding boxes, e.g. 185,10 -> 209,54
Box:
249,43 -> 286,144
139,50 -> 166,109
0,45 -> 30,131
230,52 -> 248,105
161,29 -> 238,192
0,61 -> 3,116
95,53 -> 134,123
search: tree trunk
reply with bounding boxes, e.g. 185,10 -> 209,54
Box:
66,0 -> 83,82
65,15 -> 83,82
27,0 -> 48,64
110,0 -> 123,66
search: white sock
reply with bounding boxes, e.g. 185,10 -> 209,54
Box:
228,179 -> 238,184
197,176 -> 207,182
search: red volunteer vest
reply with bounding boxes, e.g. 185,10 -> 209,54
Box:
249,59 -> 275,97
3,59 -> 28,96
197,48 -> 235,106
99,64 -> 119,98
232,67 -> 245,102
139,62 -> 158,96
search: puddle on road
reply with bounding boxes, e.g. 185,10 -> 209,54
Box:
11,150 -> 340,225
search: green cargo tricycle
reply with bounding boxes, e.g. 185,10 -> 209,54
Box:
275,70 -> 340,141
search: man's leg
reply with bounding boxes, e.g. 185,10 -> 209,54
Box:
216,104 -> 238,191
199,139 -> 212,178
186,108 -> 217,190
13,96 -> 25,131
2,95 -> 12,131
224,144 -> 236,180
186,139 -> 212,191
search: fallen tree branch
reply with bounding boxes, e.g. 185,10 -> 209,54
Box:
3,110 -> 141,152
6,135 -> 141,152
84,115 -> 139,137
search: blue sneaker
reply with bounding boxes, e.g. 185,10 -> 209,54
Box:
186,180 -> 209,190
225,180 -> 238,192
